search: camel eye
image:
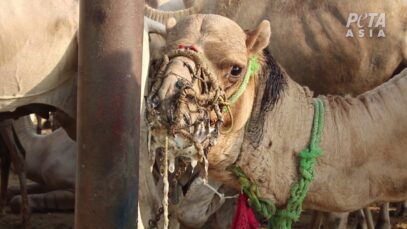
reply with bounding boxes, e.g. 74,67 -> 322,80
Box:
230,65 -> 242,76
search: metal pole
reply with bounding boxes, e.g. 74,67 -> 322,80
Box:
76,0 -> 143,228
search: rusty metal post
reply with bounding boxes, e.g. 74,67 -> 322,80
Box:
76,0 -> 143,228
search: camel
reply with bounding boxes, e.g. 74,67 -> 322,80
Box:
6,116 -> 76,213
144,1 -> 407,227
146,14 -> 407,228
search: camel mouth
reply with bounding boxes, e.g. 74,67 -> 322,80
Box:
149,123 -> 216,171
146,49 -> 228,176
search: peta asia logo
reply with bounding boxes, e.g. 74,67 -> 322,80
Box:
345,13 -> 385,38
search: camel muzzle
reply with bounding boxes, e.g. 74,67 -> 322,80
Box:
146,48 -> 228,174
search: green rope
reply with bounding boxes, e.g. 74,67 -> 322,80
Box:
223,56 -> 260,112
232,98 -> 325,229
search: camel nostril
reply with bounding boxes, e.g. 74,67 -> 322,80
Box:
175,80 -> 184,89
152,95 -> 160,109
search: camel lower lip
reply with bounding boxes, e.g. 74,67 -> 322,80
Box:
149,122 -> 216,172
150,133 -> 199,172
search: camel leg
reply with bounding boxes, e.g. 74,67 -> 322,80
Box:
391,201 -> 407,217
10,190 -> 75,213
0,141 -> 11,214
0,120 -> 30,228
346,210 -> 366,229
34,114 -> 42,134
352,209 -> 367,229
362,208 -> 375,229
16,168 -> 30,228
323,212 -> 349,229
309,211 -> 324,229
376,203 -> 391,229
397,201 -> 407,217
7,183 -> 48,199
404,201 -> 407,216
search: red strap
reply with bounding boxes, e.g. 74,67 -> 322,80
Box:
231,194 -> 260,229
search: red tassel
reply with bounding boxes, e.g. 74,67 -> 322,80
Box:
231,194 -> 261,229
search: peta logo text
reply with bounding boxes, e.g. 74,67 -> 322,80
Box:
345,13 -> 385,38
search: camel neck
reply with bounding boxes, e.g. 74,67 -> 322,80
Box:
237,68 -> 407,208
236,74 -> 316,205
244,74 -> 316,154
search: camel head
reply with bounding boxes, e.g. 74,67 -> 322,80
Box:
146,14 -> 271,176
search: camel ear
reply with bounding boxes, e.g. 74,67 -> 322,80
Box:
246,20 -> 271,54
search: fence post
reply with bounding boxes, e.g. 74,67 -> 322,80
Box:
76,0 -> 143,228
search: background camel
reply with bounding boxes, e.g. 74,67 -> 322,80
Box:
0,0 -> 176,226
149,0 -> 407,95
6,116 -> 75,213
0,1 -> 205,227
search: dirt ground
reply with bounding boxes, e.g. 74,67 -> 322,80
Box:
0,212 -> 73,229
0,175 -> 406,229
1,208 -> 406,229
0,174 -> 73,229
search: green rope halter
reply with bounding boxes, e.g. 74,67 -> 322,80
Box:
223,56 -> 260,112
228,56 -> 260,104
232,98 -> 325,229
